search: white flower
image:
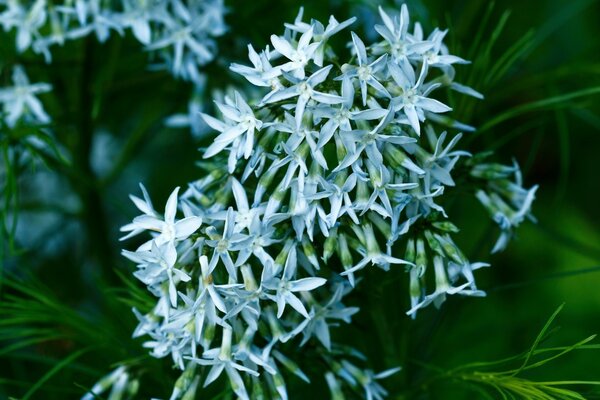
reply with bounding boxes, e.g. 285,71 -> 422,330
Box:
262,65 -> 344,129
341,224 -> 413,278
186,328 -> 258,400
203,92 -> 262,159
270,26 -> 319,79
374,5 -> 432,62
262,245 -> 326,318
389,59 -> 451,135
343,32 -> 389,105
338,360 -> 401,400
0,65 -> 52,127
0,0 -> 47,52
123,240 -> 191,306
121,186 -> 202,250
205,207 -> 253,281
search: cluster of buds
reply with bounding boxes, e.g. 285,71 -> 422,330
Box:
91,5 -> 538,400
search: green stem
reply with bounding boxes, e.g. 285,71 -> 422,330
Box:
72,38 -> 113,272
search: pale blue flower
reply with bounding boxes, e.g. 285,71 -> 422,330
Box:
66,0 -> 123,43
163,255 -> 238,355
230,44 -> 283,89
369,165 -> 417,218
283,7 -> 356,66
343,32 -> 389,105
0,0 -> 47,52
313,76 -> 390,149
122,240 -> 191,306
374,5 -> 432,62
389,59 -> 452,135
341,224 -> 413,278
165,89 -> 209,138
234,213 -> 278,270
120,183 -> 158,240
474,160 -> 538,253
81,366 -> 137,400
262,245 -> 326,318
270,26 -> 319,79
298,284 -> 358,350
338,360 -> 401,400
269,112 -> 328,169
205,207 -> 253,281
262,65 -> 344,129
121,186 -> 202,250
406,255 -> 483,316
186,328 -> 258,400
333,126 -> 417,173
311,172 -> 359,227
203,92 -> 262,159
422,29 -> 468,66
0,65 -> 52,127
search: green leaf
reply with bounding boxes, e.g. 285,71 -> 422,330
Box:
21,347 -> 94,400
476,86 -> 600,134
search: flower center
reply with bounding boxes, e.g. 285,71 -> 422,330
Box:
298,81 -> 313,98
217,238 -> 230,253
163,223 -> 175,242
357,65 -> 371,80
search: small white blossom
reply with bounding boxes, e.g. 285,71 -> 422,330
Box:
0,65 -> 52,127
262,245 -> 326,318
203,92 -> 262,159
389,59 -> 451,135
121,186 -> 202,250
270,26 -> 319,79
475,161 -> 538,253
262,65 -> 344,129
187,328 -> 258,400
344,32 -> 389,105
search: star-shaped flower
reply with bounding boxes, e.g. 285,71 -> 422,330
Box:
0,65 -> 52,127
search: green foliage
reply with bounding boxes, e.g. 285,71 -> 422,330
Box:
412,305 -> 600,399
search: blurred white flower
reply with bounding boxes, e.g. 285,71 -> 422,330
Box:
0,65 -> 52,127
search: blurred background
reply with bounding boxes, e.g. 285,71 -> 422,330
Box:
1,0 -> 599,398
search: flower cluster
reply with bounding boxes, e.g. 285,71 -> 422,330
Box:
0,0 -> 226,82
0,0 -> 226,130
106,5 -> 538,400
470,157 -> 539,253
